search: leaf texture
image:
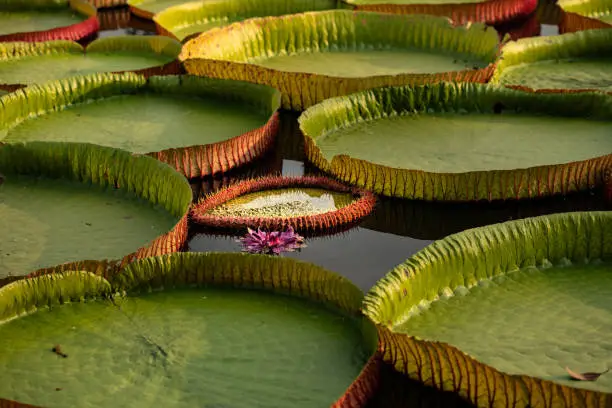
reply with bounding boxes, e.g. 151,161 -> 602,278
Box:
0,141 -> 192,275
362,211 -> 612,406
0,36 -> 184,88
378,326 -> 612,408
0,0 -> 99,43
190,175 -> 377,233
298,81 -> 612,201
490,28 -> 612,94
0,72 -> 281,178
180,11 -> 500,110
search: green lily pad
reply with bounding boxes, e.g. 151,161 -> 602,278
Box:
0,176 -> 177,278
181,11 -> 499,110
364,211 -> 612,402
154,0 -> 337,42
0,36 -> 181,87
0,9 -> 82,35
0,73 -> 281,178
0,142 -> 191,278
396,262 -> 612,391
299,82 -> 612,201
0,252 -> 376,408
0,0 -> 98,42
491,29 -> 612,93
257,48 -> 488,78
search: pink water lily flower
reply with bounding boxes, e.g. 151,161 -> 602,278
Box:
238,226 -> 306,255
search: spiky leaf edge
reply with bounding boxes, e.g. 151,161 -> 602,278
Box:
153,0 -> 338,42
298,81 -> 612,201
0,141 -> 192,280
557,0 -> 612,24
0,72 -> 281,178
0,36 -> 184,91
349,0 -> 537,26
180,11 -> 501,110
0,0 -> 99,43
559,11 -> 612,33
190,175 -> 377,233
363,211 -> 612,406
0,270 -> 112,323
0,251 -> 382,407
491,28 -> 612,94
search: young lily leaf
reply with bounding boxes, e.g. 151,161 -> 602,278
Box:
565,366 -> 610,381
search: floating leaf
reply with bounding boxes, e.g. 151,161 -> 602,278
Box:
565,366 -> 610,381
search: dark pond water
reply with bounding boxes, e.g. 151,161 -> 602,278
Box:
187,112 -> 608,294
89,5 -> 610,407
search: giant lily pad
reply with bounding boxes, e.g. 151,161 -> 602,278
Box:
490,28 -> 612,94
365,211 -> 612,402
0,36 -> 182,90
0,0 -> 99,43
0,73 -> 281,178
0,142 -> 192,279
557,0 -> 612,24
190,176 -> 377,233
346,0 -> 538,26
180,11 -> 500,110
127,0 -> 193,20
559,10 -> 612,33
0,252 -> 379,408
154,0 -> 337,42
299,82 -> 612,201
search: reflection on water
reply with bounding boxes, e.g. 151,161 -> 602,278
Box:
189,111 -> 609,293
189,225 -> 432,293
364,191 -> 608,241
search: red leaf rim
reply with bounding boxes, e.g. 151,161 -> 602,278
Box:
149,110 -> 280,179
0,84 -> 26,93
1,75 -> 280,180
0,54 -> 185,94
352,0 -> 538,25
90,0 -> 127,9
559,10 -> 612,33
332,354 -> 384,408
190,175 -> 378,233
0,398 -> 41,407
155,21 -> 180,41
604,167 -> 612,204
180,12 -> 502,110
0,0 -> 100,43
495,10 -> 541,41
